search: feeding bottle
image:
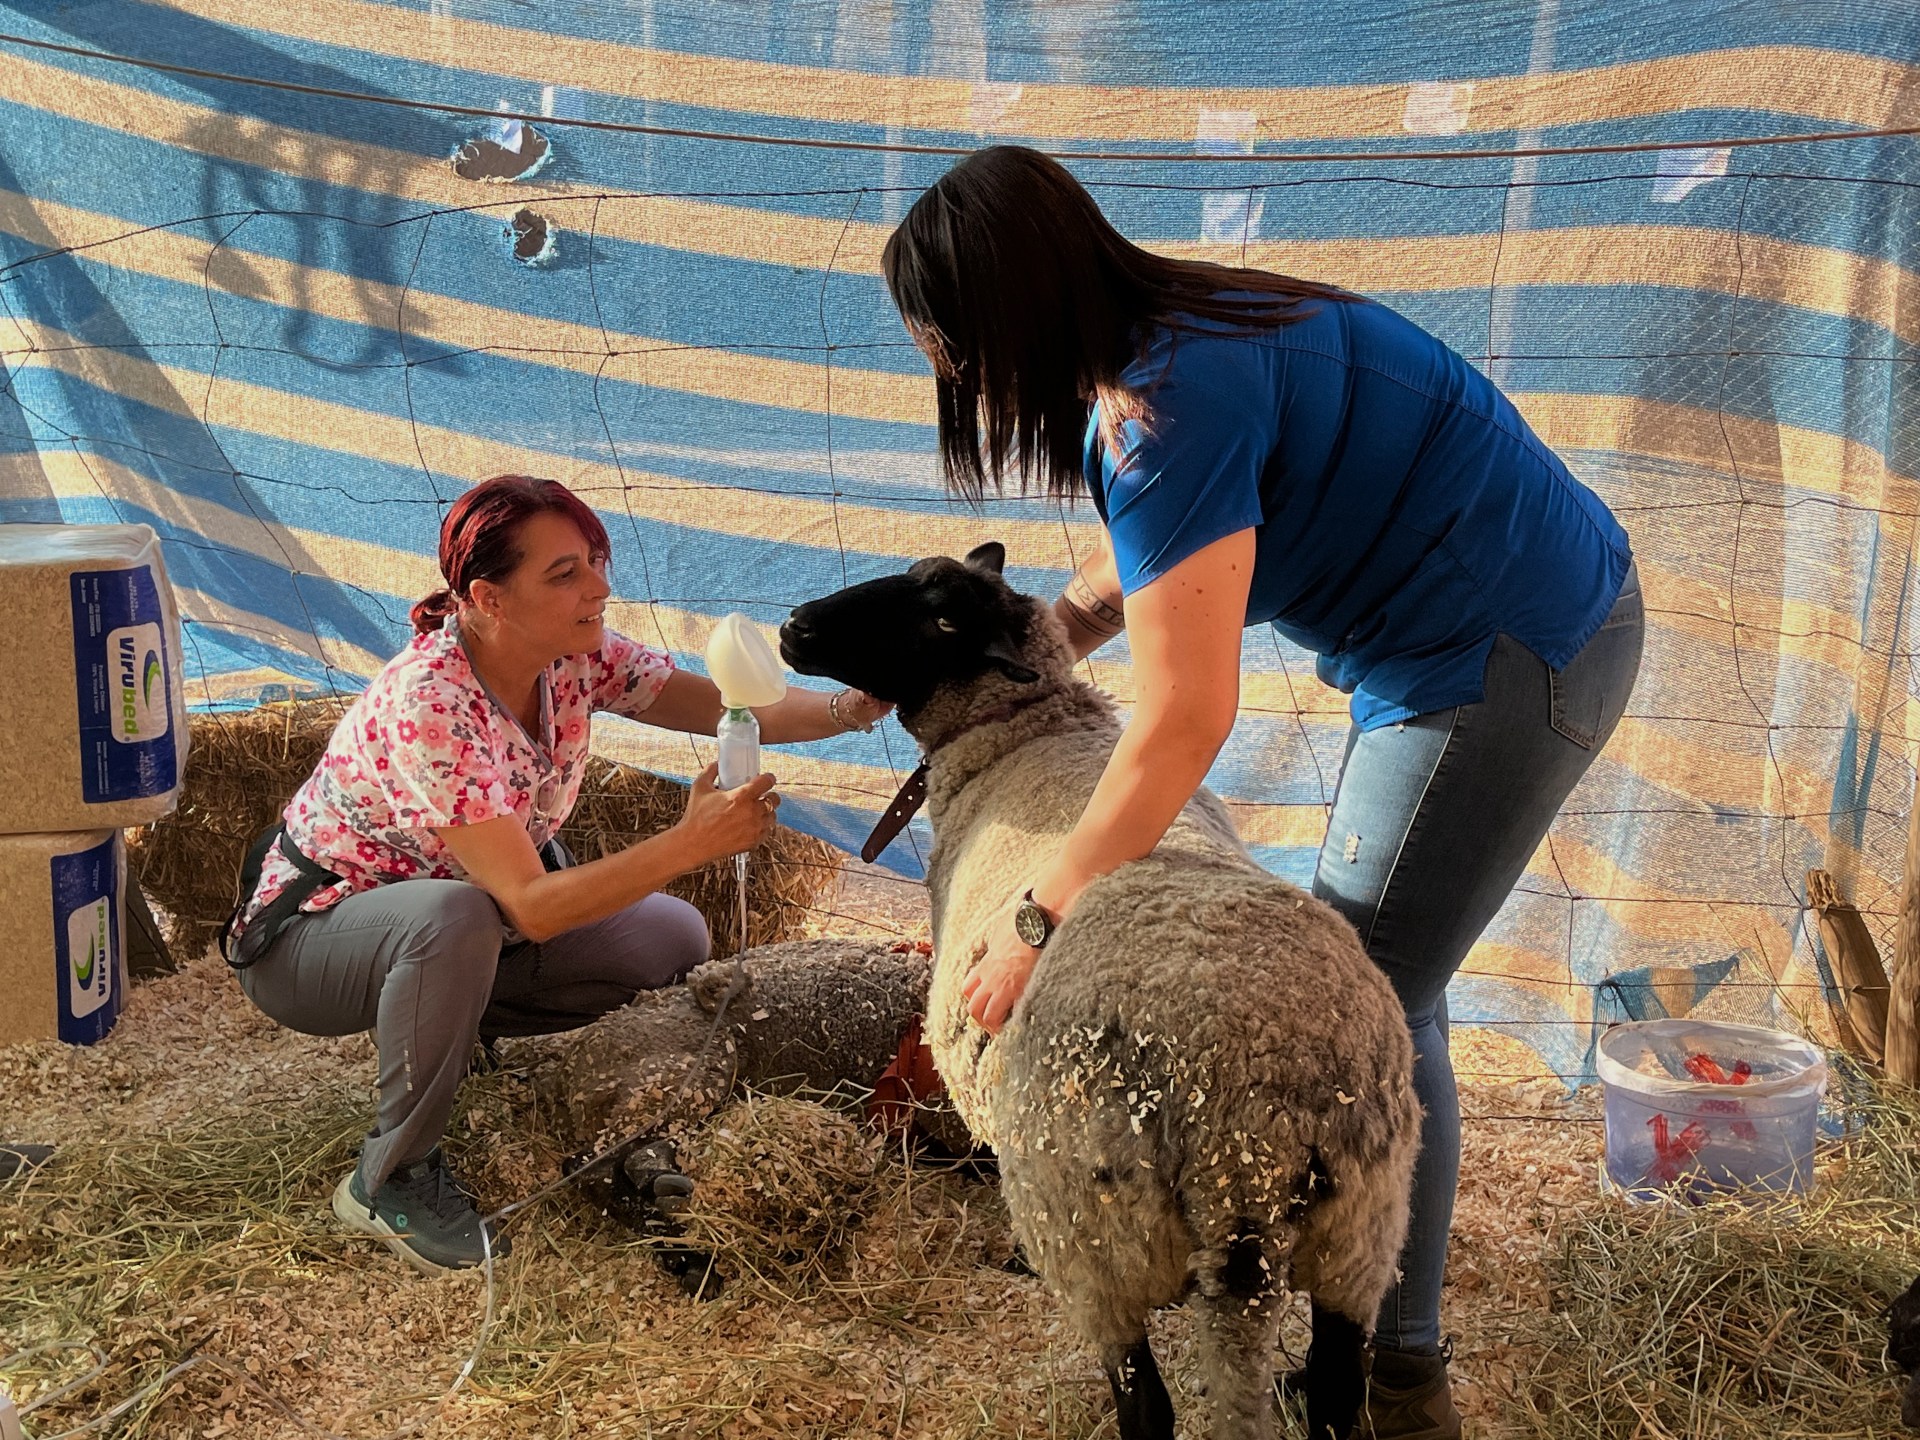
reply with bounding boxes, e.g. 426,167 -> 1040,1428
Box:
705,612 -> 788,790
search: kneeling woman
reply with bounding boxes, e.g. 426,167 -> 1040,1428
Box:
224,474 -> 889,1274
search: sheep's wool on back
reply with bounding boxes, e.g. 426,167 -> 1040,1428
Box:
0,829 -> 127,1048
0,524 -> 187,830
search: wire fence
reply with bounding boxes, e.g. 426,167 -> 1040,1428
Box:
0,29 -> 1914,1094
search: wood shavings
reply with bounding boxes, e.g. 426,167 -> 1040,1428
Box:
6,916 -> 1906,1439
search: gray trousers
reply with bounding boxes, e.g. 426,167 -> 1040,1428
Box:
238,879 -> 710,1192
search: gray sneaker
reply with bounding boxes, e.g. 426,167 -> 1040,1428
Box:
331,1148 -> 510,1276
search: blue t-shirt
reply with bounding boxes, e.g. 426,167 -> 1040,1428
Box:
1083,295 -> 1632,730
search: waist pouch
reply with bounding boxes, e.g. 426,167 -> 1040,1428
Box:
220,822 -> 341,971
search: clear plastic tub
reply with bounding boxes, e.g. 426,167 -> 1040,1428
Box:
1595,1018 -> 1827,1203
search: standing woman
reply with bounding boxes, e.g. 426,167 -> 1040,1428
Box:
225,475 -> 889,1275
882,147 -> 1640,1439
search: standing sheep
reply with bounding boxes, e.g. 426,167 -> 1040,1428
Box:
780,544 -> 1420,1440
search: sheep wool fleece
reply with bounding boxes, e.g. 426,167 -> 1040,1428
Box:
913,603 -> 1421,1370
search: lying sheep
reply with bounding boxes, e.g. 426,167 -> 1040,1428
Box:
533,938 -> 971,1233
781,544 -> 1420,1440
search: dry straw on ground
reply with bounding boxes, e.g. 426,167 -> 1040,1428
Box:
7,949 -> 1915,1438
125,702 -> 837,960
1506,1080 -> 1920,1440
4,872 -> 1916,1437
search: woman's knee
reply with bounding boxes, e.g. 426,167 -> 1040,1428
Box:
602,894 -> 711,989
515,894 -> 711,1003
400,881 -> 506,976
648,895 -> 712,984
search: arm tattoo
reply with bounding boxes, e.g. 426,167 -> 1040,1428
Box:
1063,571 -> 1126,636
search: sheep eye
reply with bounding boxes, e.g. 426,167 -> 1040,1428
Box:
934,617 -> 958,633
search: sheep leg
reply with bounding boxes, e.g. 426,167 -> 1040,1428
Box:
1301,1300 -> 1367,1440
1102,1335 -> 1175,1440
1190,1291 -> 1284,1440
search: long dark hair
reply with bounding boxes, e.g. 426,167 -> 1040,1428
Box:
411,475 -> 612,633
882,145 -> 1355,501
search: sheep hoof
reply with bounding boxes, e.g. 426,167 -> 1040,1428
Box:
563,1137 -> 698,1236
656,1243 -> 725,1300
621,1139 -> 697,1219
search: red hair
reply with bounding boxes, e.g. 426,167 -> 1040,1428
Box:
411,475 -> 612,633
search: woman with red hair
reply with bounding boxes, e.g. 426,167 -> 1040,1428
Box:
224,475 -> 889,1275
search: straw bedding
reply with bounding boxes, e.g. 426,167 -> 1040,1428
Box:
3,877 -> 1915,1437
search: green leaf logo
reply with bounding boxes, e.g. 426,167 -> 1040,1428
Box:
143,651 -> 162,706
76,933 -> 96,988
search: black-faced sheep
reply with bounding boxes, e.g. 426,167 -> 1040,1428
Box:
780,544 -> 1420,1440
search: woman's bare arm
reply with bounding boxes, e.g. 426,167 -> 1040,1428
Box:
1053,534 -> 1127,661
431,764 -> 776,941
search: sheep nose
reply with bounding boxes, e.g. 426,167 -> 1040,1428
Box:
781,615 -> 815,643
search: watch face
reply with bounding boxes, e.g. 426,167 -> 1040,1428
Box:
1014,902 -> 1049,948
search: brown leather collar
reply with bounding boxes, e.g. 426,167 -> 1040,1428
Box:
858,693 -> 1050,864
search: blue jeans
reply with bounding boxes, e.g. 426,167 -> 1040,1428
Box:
1309,565 -> 1644,1352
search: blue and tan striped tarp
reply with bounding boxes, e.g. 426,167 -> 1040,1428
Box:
1,0 -> 1915,1082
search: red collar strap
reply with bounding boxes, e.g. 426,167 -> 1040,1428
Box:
858,694 -> 1049,864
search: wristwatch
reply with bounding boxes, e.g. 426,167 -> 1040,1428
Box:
1012,889 -> 1058,949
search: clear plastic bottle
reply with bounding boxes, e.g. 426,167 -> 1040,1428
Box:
715,704 -> 761,791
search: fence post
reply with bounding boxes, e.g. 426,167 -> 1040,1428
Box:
1889,777 -> 1920,1085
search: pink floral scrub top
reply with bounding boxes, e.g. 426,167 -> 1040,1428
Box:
234,614 -> 675,935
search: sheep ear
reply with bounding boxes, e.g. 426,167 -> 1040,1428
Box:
982,635 -> 1038,684
964,541 -> 1007,575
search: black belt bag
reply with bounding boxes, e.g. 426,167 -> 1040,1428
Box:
221,823 -> 342,971
539,834 -> 573,872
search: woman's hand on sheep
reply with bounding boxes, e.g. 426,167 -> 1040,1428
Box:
962,902 -> 1043,1034
834,688 -> 894,732
675,762 -> 780,865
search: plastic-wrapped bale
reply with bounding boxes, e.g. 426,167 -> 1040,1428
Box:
0,525 -> 187,832
0,830 -> 127,1047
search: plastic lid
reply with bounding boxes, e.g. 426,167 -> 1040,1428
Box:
704,612 -> 787,709
1595,1018 -> 1826,1099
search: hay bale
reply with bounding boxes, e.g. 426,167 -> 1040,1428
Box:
126,700 -> 840,960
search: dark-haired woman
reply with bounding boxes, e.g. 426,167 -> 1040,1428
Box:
226,475 -> 889,1275
884,147 -> 1641,1439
